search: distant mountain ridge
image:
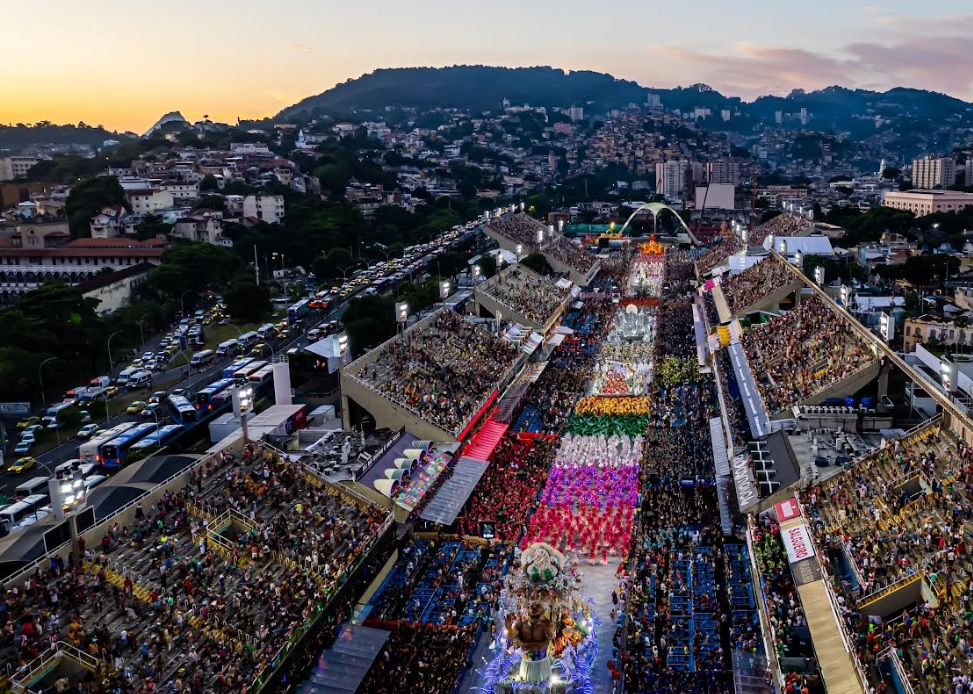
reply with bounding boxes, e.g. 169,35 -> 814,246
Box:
277,65 -> 973,133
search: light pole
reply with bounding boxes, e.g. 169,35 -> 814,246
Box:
138,312 -> 153,350
107,330 -> 123,378
180,290 -> 194,317
338,261 -> 366,283
371,245 -> 394,262
38,357 -> 57,409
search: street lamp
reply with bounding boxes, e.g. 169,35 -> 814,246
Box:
138,311 -> 153,350
179,290 -> 194,316
338,261 -> 366,282
38,357 -> 58,409
107,330 -> 124,378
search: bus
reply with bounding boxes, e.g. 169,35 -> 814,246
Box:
248,365 -> 275,386
308,291 -> 330,311
196,378 -> 236,411
0,495 -> 49,533
14,477 -> 50,500
79,422 -> 136,464
190,349 -> 215,367
223,357 -> 255,379
100,423 -> 157,468
130,424 -> 183,452
287,299 -> 310,326
167,395 -> 198,425
233,360 -> 267,383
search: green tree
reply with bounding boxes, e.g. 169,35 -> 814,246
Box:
520,252 -> 553,276
342,294 -> 397,355
199,174 -> 221,192
134,213 -> 171,241
65,176 -> 127,238
196,194 -> 227,212
882,166 -> 901,180
224,276 -> 271,321
478,253 -> 498,278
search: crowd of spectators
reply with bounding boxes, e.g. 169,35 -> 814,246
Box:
353,311 -> 518,435
750,514 -> 813,665
656,297 -> 698,360
749,213 -> 812,249
805,424 -> 973,692
742,295 -> 875,413
696,237 -> 744,275
488,216 -> 597,274
723,258 -> 795,314
478,265 -> 572,326
356,622 -> 475,694
0,445 -> 391,694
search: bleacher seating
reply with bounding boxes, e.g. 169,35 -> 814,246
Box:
488,216 -> 596,275
741,294 -> 876,413
351,311 -> 519,435
477,265 -> 571,325
806,423 -> 973,693
723,258 -> 795,314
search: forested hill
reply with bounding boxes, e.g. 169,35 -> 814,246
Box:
278,65 -> 973,137
0,122 -> 126,152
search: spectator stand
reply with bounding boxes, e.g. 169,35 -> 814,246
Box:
722,255 -> 803,318
805,419 -> 973,693
341,309 -> 523,442
473,264 -> 574,332
483,214 -> 601,286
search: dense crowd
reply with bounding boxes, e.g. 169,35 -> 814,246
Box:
353,311 -> 518,435
356,623 -> 475,694
479,265 -> 571,325
742,295 -> 875,413
521,433 -> 640,562
806,423 -> 973,692
749,213 -> 812,249
0,445 -> 390,694
750,515 -> 813,665
723,258 -> 795,314
656,297 -> 698,360
488,216 -> 597,273
455,436 -> 558,543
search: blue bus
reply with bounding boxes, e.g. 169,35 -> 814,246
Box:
130,425 -> 184,452
100,423 -> 157,468
196,378 -> 236,411
167,395 -> 198,425
287,298 -> 310,326
223,357 -> 255,380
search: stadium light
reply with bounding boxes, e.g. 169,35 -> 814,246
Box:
472,265 -> 481,282
515,243 -> 523,258
337,333 -> 348,357
395,301 -> 409,324
536,228 -> 544,245
440,280 -> 451,305
814,266 -> 826,285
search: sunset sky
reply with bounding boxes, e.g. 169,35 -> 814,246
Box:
5,0 -> 973,133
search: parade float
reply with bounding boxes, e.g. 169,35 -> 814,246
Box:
479,543 -> 597,693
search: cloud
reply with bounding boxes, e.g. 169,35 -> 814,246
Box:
288,43 -> 316,52
647,22 -> 973,100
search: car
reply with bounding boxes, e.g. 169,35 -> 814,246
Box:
12,441 -> 33,455
170,388 -> 188,398
126,401 -> 147,414
21,424 -> 44,438
8,457 -> 37,474
141,352 -> 155,361
148,391 -> 167,404
104,386 -> 119,398
16,417 -> 40,430
141,402 -> 163,420
19,432 -> 36,445
77,423 -> 100,439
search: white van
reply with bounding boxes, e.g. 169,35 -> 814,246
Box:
116,367 -> 137,385
190,349 -> 215,367
126,370 -> 153,390
215,339 -> 238,356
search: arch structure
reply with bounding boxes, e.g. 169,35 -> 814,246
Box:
617,202 -> 700,246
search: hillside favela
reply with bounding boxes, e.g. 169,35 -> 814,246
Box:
4,4 -> 973,693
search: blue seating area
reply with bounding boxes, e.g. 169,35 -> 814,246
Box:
366,539 -> 434,620
459,550 -> 509,628
562,309 -> 598,336
724,543 -> 764,656
692,548 -> 721,670
511,403 -> 545,434
423,545 -> 480,624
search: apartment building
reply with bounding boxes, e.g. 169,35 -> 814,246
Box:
242,194 -> 285,224
912,155 -> 956,189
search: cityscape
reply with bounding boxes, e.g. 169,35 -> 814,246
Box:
3,5 -> 973,694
